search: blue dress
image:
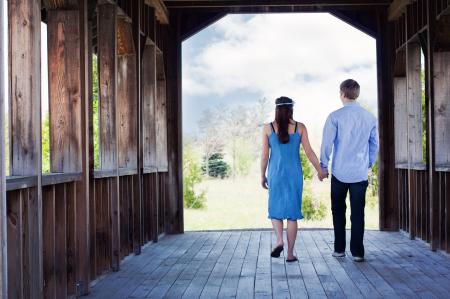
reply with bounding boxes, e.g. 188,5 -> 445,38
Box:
267,122 -> 304,220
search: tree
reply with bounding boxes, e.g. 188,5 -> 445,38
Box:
202,153 -> 230,179
183,141 -> 206,209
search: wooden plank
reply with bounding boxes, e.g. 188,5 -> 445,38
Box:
42,187 -> 56,299
47,9 -> 82,173
236,231 -> 260,299
142,45 -> 157,169
7,191 -> 23,299
98,3 -> 121,271
66,182 -> 77,296
394,77 -> 408,165
54,184 -> 67,298
269,232 -> 290,299
155,52 -> 168,171
0,0 -> 7,295
434,52 -> 450,166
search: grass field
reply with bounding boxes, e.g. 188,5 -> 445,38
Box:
184,168 -> 380,231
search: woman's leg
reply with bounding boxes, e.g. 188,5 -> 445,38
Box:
286,220 -> 298,259
271,219 -> 284,247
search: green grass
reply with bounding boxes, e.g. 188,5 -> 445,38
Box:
184,164 -> 379,231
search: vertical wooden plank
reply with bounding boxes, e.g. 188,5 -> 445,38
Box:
152,173 -> 159,242
42,187 -> 55,299
94,179 -> 103,276
155,52 -> 168,172
434,52 -> 450,165
7,191 -> 23,299
446,173 -> 450,253
98,3 -> 120,271
66,182 -> 76,296
142,45 -> 157,169
54,184 -> 67,299
0,0 -> 7,294
8,0 -> 43,296
47,10 -> 82,173
394,77 -> 408,165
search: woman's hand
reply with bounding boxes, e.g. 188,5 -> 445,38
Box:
261,176 -> 268,189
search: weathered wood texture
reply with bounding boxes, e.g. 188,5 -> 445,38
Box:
155,51 -> 168,171
7,0 -> 43,298
394,77 -> 407,165
434,52 -> 450,167
142,45 -> 157,169
0,0 -> 7,296
86,230 -> 450,299
97,3 -> 121,271
47,10 -> 82,173
406,42 -> 423,165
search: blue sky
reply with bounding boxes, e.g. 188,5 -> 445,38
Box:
182,13 -> 378,150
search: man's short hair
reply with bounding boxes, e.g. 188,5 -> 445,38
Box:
340,79 -> 360,100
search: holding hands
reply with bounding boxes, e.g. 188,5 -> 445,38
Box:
318,168 -> 329,181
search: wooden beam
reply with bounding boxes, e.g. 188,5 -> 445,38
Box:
164,0 -> 392,8
132,0 -> 143,255
142,45 -> 157,169
155,52 -> 168,172
0,0 -> 7,296
98,3 -> 121,271
8,0 -> 43,297
146,0 -> 169,24
388,0 -> 411,21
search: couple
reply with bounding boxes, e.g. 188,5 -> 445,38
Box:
260,79 -> 379,263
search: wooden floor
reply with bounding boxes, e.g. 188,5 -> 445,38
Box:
87,230 -> 450,299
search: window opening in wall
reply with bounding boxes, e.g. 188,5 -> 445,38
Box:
93,54 -> 100,169
420,48 -> 427,164
42,22 -> 50,173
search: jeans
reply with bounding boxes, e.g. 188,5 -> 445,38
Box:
331,175 -> 368,257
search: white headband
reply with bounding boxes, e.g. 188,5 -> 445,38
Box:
275,102 -> 294,106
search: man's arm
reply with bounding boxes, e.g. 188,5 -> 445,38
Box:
320,115 -> 337,173
368,122 -> 379,168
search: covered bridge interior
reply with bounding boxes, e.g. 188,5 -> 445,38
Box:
0,0 -> 449,298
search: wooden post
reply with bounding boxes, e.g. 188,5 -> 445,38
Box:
0,0 -> 7,296
165,13 -> 184,234
98,3 -> 120,271
77,0 -> 91,293
426,0 -> 439,251
8,0 -> 43,297
376,8 -> 398,231
132,0 -> 143,254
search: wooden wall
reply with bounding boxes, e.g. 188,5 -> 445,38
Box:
392,0 -> 450,253
3,0 -> 174,297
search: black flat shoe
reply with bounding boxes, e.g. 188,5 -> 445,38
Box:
271,245 -> 284,258
286,256 -> 298,263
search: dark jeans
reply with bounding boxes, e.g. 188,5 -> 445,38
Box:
331,175 -> 368,257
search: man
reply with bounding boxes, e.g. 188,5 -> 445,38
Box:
320,79 -> 379,262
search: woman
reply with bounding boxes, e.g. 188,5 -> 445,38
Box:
261,96 -> 326,262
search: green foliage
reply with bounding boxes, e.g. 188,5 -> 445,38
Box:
202,153 -> 230,179
93,55 -> 101,169
302,185 -> 327,221
183,144 -> 206,209
368,159 -> 379,197
230,137 -> 254,177
42,113 -> 50,173
300,148 -> 327,220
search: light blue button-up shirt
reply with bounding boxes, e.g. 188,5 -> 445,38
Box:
320,101 -> 379,183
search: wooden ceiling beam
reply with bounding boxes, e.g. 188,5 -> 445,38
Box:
164,0 -> 392,9
146,0 -> 169,24
388,0 -> 411,21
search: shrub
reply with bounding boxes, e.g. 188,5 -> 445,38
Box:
183,146 -> 206,209
301,185 -> 327,220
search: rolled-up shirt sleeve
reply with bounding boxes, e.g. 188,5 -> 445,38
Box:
368,122 -> 379,168
320,114 -> 336,171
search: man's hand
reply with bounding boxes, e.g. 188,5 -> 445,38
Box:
318,168 -> 329,181
261,176 -> 268,189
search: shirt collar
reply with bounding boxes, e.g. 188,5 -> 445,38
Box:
344,101 -> 359,107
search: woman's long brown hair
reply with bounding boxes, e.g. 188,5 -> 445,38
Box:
275,97 -> 294,144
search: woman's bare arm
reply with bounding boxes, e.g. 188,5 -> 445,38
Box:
299,123 -> 323,174
260,124 -> 270,189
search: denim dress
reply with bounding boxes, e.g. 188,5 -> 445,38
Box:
267,122 -> 304,220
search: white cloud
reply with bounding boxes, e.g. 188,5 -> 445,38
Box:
182,13 -> 378,149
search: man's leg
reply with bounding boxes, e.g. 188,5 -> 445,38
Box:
331,176 -> 349,253
349,180 -> 368,257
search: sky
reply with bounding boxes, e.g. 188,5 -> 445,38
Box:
182,13 -> 378,150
